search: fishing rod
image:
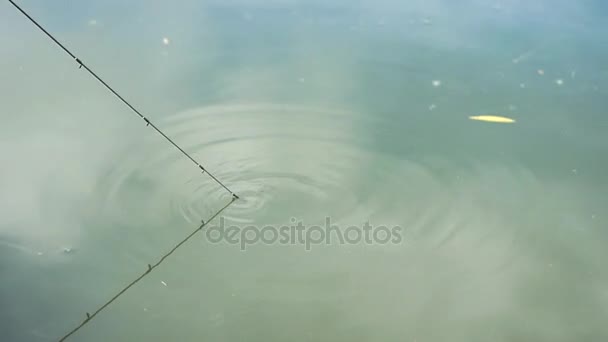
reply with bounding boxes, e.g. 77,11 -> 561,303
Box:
7,0 -> 241,340
8,0 -> 239,198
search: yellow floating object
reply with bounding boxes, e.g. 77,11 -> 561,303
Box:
469,115 -> 515,123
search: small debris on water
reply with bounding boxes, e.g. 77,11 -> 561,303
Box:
161,281 -> 168,286
537,69 -> 545,76
555,79 -> 564,86
432,80 -> 441,87
469,115 -> 515,123
162,37 -> 170,45
63,247 -> 73,254
428,104 -> 437,111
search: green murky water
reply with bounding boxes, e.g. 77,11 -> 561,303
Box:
1,1 -> 607,341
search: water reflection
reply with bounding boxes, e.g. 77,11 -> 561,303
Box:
1,0 -> 607,341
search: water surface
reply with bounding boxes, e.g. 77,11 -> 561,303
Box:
1,0 -> 607,341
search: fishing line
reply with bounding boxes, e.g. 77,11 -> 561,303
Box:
7,0 -> 241,340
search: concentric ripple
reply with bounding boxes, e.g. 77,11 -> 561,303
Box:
96,103 -> 392,227
94,102 -> 535,266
